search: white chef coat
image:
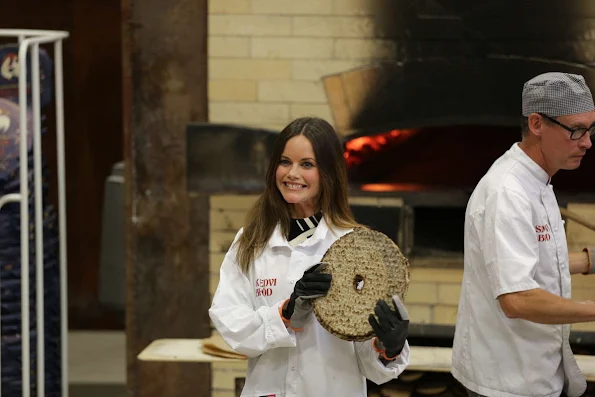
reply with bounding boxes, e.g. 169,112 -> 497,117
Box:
451,143 -> 585,397
209,217 -> 410,397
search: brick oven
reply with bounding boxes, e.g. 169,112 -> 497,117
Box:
198,1 -> 595,395
323,59 -> 595,261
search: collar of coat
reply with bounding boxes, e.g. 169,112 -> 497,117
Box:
268,216 -> 352,249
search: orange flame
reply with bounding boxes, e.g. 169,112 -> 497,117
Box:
344,129 -> 418,167
360,183 -> 430,192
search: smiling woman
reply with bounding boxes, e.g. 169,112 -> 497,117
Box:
208,116 -> 412,397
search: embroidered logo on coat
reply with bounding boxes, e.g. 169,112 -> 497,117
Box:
535,224 -> 551,242
255,278 -> 277,297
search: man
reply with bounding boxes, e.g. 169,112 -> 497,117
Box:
451,72 -> 595,397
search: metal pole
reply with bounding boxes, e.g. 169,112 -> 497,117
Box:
54,38 -> 69,397
17,36 -> 31,397
32,41 -> 46,397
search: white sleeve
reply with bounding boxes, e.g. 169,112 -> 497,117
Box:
354,339 -> 410,385
481,188 -> 540,299
208,230 -> 296,358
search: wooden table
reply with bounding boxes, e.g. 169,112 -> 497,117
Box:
138,338 -> 595,382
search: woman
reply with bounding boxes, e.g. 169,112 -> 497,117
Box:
209,117 -> 410,397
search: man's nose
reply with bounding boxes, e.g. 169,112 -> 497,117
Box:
579,132 -> 592,150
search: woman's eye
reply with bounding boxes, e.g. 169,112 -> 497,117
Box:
302,161 -> 314,168
279,159 -> 290,165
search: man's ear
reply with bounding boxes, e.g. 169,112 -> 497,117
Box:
527,113 -> 544,138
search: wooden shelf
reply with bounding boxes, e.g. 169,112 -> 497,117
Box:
138,338 -> 595,381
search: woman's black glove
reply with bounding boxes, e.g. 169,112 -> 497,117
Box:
282,263 -> 331,329
369,295 -> 409,359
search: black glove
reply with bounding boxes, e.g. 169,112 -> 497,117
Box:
368,295 -> 409,359
282,263 -> 331,329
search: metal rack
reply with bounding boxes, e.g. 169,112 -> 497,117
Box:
0,29 -> 69,397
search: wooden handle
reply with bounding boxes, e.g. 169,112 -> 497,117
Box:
559,207 -> 595,232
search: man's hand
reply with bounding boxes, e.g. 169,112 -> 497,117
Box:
570,248 -> 592,274
282,263 -> 331,329
369,295 -> 409,359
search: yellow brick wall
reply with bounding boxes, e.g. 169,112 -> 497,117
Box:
212,360 -> 249,397
208,0 -> 397,131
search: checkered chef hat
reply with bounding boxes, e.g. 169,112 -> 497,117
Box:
522,72 -> 595,117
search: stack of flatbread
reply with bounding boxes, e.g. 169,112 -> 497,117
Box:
202,333 -> 248,360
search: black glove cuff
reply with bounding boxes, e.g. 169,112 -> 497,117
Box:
282,293 -> 296,319
385,343 -> 404,359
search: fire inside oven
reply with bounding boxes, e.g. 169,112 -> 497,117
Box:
342,124 -> 595,260
344,125 -> 522,189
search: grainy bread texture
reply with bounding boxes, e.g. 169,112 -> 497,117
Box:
313,227 -> 410,341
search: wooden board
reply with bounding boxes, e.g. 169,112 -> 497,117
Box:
139,339 -> 245,363
566,203 -> 595,252
138,339 -> 595,382
322,65 -> 383,137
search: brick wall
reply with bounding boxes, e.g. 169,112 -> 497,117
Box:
208,0 -> 396,131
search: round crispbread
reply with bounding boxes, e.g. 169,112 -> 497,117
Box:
312,226 -> 410,341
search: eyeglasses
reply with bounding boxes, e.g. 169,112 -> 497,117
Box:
539,113 -> 595,141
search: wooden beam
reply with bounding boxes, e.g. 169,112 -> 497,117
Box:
137,337 -> 595,382
122,0 -> 210,396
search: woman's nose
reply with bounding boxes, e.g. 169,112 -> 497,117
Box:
288,164 -> 299,178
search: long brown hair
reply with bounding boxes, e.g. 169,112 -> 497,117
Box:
235,117 -> 360,272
